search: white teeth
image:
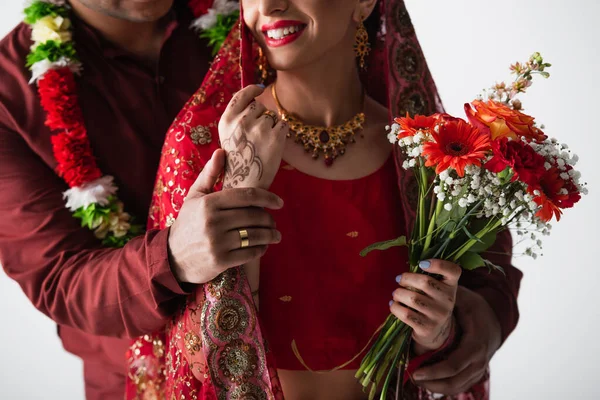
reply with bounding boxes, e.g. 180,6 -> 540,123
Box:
266,25 -> 302,40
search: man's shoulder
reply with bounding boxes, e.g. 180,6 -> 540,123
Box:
0,23 -> 39,131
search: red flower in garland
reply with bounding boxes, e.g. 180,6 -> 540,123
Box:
530,166 -> 581,222
187,0 -> 214,18
394,113 -> 437,138
422,119 -> 491,177
38,68 -> 84,131
39,68 -> 102,188
51,127 -> 102,188
485,137 -> 547,187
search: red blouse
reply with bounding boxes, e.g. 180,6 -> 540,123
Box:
259,154 -> 410,370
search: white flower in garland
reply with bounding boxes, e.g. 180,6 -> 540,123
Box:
31,15 -> 72,43
63,175 -> 118,211
190,0 -> 239,31
92,201 -> 132,239
29,56 -> 82,83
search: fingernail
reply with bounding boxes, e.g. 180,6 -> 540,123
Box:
275,231 -> 282,242
419,260 -> 431,270
276,196 -> 284,207
413,373 -> 425,380
395,274 -> 402,283
389,300 -> 394,307
256,83 -> 266,89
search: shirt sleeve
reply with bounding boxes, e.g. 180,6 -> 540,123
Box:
459,228 -> 523,343
0,126 -> 190,339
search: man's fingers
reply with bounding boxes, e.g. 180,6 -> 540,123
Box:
224,227 -> 281,252
188,149 -> 226,196
414,364 -> 486,396
413,347 -> 472,381
418,259 -> 462,286
212,187 -> 284,210
217,207 -> 277,231
225,85 -> 265,118
224,245 -> 270,268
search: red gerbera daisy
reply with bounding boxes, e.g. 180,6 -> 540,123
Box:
394,113 -> 437,139
422,120 -> 491,177
531,166 -> 582,222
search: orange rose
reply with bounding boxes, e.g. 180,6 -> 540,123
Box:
464,99 -> 546,142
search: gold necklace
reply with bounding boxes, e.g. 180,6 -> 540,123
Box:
271,84 -> 366,166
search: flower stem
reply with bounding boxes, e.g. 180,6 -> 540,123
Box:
422,198 -> 442,255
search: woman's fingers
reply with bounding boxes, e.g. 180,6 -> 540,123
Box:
392,287 -> 449,322
396,272 -> 454,304
418,259 -> 462,286
389,301 -> 433,338
243,99 -> 267,121
224,84 -> 265,118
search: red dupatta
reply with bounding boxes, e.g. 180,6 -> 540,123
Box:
125,1 -> 489,399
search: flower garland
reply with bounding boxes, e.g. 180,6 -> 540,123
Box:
23,0 -> 238,247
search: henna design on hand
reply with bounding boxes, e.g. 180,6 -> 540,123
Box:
222,121 -> 264,189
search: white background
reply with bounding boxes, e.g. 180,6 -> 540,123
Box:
1,0 -> 599,399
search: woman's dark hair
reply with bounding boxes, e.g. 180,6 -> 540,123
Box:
364,3 -> 382,49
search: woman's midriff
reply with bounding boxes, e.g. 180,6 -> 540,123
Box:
258,153 -> 409,396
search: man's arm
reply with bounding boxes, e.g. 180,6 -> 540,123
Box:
461,228 -> 523,343
0,127 -> 189,338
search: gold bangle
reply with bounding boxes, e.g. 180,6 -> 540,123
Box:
238,229 -> 249,249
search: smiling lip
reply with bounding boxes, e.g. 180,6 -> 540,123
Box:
261,20 -> 306,48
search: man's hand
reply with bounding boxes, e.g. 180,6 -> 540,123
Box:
412,286 -> 502,395
168,149 -> 284,284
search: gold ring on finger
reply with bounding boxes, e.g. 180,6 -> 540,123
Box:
262,110 -> 278,126
238,229 -> 250,249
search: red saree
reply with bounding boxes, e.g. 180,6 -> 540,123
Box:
125,1 -> 492,399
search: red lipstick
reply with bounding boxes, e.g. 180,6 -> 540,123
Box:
261,20 -> 306,48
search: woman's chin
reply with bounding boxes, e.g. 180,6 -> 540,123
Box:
267,53 -> 318,73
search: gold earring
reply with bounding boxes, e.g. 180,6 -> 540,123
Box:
257,46 -> 269,83
354,17 -> 370,70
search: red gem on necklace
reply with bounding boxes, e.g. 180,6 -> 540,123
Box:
319,130 -> 330,143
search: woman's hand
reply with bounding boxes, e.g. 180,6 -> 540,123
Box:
219,84 -> 288,190
390,259 -> 462,355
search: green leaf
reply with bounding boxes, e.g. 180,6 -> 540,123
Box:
458,251 -> 486,270
436,202 -> 467,234
360,236 -> 407,257
24,2 -> 68,25
462,226 -> 484,244
483,258 -> 506,275
468,230 -> 497,253
199,12 -> 240,56
497,166 -> 514,184
26,41 -> 78,67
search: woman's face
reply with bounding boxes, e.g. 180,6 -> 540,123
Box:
242,0 -> 374,72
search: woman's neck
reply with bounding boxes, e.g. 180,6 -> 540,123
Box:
274,50 -> 364,127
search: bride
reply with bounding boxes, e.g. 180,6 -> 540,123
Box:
127,0 -> 516,399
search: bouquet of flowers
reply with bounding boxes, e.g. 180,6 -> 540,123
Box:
356,53 -> 587,399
